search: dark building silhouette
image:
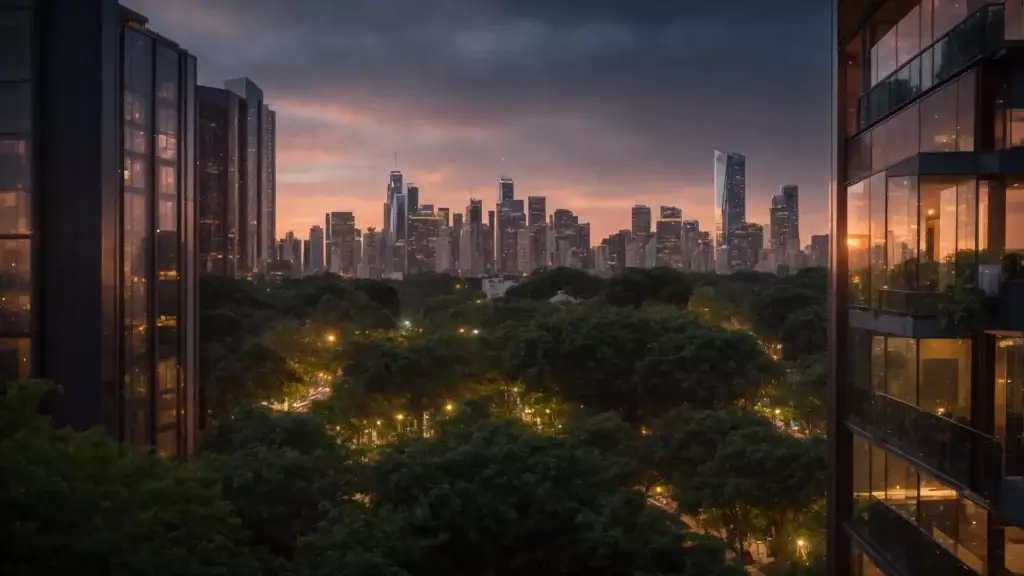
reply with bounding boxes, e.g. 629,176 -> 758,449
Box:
197,86 -> 240,276
0,0 -> 200,456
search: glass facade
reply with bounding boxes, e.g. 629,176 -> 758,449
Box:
0,3 -> 32,377
120,24 -> 195,456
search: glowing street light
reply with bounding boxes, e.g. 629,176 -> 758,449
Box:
401,319 -> 412,328
471,328 -> 480,335
445,402 -> 454,412
325,333 -> 337,343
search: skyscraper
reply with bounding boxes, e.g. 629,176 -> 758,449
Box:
225,77 -> 274,274
682,220 -> 700,270
0,0 -> 199,455
631,205 -> 652,238
656,206 -> 683,268
577,222 -> 592,270
810,234 -> 829,268
499,175 -> 515,203
325,212 -> 355,275
264,107 -> 277,269
830,3 -> 1024,575
406,183 -> 420,214
528,196 -> 546,227
197,86 -> 241,276
713,150 -> 746,270
360,228 -> 383,279
552,209 -> 579,268
770,185 -> 800,268
438,207 -> 451,228
308,225 -> 325,272
452,213 -> 463,271
407,207 -> 441,275
731,223 -> 762,270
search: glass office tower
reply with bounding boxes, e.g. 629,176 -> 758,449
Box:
0,0 -> 198,457
831,1 -> 1024,574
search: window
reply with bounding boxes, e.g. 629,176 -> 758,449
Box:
158,164 -> 176,195
0,10 -> 32,81
853,435 -> 872,519
956,179 -> 977,275
897,6 -> 922,66
870,172 -> 887,305
1008,182 -> 1024,254
886,453 -> 919,521
887,104 -> 920,167
920,177 -> 974,290
921,0 -> 934,46
849,179 -> 870,306
933,0 -> 970,40
888,176 -> 919,289
876,27 -> 899,84
124,156 -> 147,189
956,70 -> 976,152
1006,526 -> 1024,575
919,471 -> 959,551
957,498 -> 987,573
872,120 -> 888,171
848,132 -> 872,180
0,82 -> 30,133
871,445 -> 887,501
919,339 -> 972,421
872,335 -> 887,393
887,338 -> 918,404
0,338 -> 29,380
125,126 -> 148,154
0,137 -> 29,234
921,81 -> 959,152
0,239 -> 30,333
997,338 -> 1024,476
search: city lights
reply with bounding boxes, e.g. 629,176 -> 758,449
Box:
325,333 -> 337,343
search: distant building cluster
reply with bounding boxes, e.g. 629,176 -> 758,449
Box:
256,150 -> 827,280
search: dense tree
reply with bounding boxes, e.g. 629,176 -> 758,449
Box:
503,267 -> 605,300
777,305 -> 827,360
504,307 -> 773,424
601,267 -> 693,309
673,423 -> 826,560
298,411 -> 744,576
763,354 -> 828,435
199,406 -> 361,568
0,380 -> 259,576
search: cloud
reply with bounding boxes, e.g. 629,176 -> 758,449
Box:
124,0 -> 831,242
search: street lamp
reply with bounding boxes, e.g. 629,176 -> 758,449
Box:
325,333 -> 337,343
445,402 -> 454,413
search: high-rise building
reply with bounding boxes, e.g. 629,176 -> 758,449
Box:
528,196 -> 546,227
731,223 -> 762,270
577,223 -> 592,270
438,207 -> 450,228
263,106 -> 276,269
593,244 -> 610,274
485,209 -> 496,274
325,212 -> 356,275
552,209 -> 579,267
0,1 -> 200,455
452,213 -> 463,271
602,230 -> 629,274
385,171 -> 402,238
499,175 -> 515,203
436,227 -> 453,273
406,184 -> 420,214
407,207 -> 442,275
830,4 -> 1024,574
682,220 -> 700,270
810,234 -> 829,268
224,77 -> 273,274
516,228 -> 532,274
463,199 -> 485,276
713,150 -> 746,270
197,86 -> 241,276
770,185 -> 800,268
308,225 -> 325,272
693,232 -> 713,272
632,205 -> 652,238
359,228 -> 383,279
656,206 -> 683,268
302,240 -> 311,274
497,183 -> 525,274
279,231 -> 301,276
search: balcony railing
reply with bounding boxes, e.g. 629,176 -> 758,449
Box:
849,389 -> 1000,500
849,499 -> 978,576
878,288 -> 943,316
858,2 -> 1005,131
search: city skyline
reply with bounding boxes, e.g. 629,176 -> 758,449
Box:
122,0 -> 831,242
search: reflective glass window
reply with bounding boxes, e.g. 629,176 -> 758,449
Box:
919,471 -> 959,551
0,83 -> 30,133
920,177 -> 966,290
876,27 -> 899,83
898,6 -> 922,66
888,104 -> 920,166
886,453 -> 918,521
1006,526 -> 1024,575
0,137 -> 29,234
921,81 -> 959,152
919,338 -> 972,421
887,338 -> 918,404
0,238 -> 30,333
871,445 -> 887,500
853,434 -> 872,519
0,10 -> 31,81
848,132 -> 872,180
957,498 -> 987,573
922,47 -> 935,91
921,0 -> 934,46
933,0 -> 970,40
870,172 -> 887,306
0,337 -> 29,380
957,70 -> 976,151
872,120 -> 888,170
850,179 -> 871,305
872,335 -> 887,393
956,179 -> 977,276
888,176 -> 919,289
1008,182 -> 1024,254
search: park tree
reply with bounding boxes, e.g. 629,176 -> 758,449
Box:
198,406 -> 362,568
298,411 -> 744,576
763,353 -> 828,435
503,266 -> 605,301
0,379 -> 259,576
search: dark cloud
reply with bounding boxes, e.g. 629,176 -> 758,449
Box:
123,0 -> 832,240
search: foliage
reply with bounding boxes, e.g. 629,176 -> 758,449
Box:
198,406 -> 361,567
0,379 -> 259,576
298,411 -> 744,576
504,307 -> 774,425
503,266 -> 605,301
601,267 -> 694,309
939,278 -> 992,329
777,305 -> 827,361
763,354 -> 827,435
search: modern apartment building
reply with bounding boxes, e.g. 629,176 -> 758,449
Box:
831,1 -> 1024,575
197,86 -> 240,276
0,0 -> 199,456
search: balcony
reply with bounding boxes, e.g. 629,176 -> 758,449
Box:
859,2 -> 1005,132
879,288 -> 943,316
848,499 -> 978,576
849,389 -> 999,501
